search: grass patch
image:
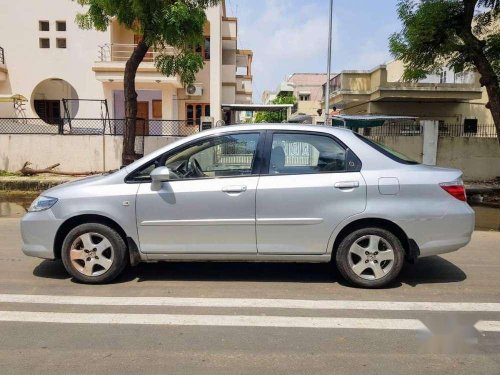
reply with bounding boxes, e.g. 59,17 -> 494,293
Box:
0,170 -> 21,177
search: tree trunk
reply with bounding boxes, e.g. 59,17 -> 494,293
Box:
122,39 -> 150,165
467,50 -> 500,145
483,80 -> 500,145
459,0 -> 500,145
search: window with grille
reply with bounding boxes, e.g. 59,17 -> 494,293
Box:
186,103 -> 210,126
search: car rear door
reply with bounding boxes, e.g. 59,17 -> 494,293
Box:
256,131 -> 366,254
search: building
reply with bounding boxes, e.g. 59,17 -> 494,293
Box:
0,0 -> 253,133
322,60 -> 493,125
262,73 -> 328,118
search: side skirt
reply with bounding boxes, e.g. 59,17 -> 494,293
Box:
140,253 -> 332,263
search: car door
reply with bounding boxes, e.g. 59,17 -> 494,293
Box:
256,131 -> 366,254
134,131 -> 264,254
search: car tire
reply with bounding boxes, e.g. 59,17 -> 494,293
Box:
61,223 -> 128,284
335,227 -> 404,288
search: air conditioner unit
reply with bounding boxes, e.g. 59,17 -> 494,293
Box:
185,84 -> 203,96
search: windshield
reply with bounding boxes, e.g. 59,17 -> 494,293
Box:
354,133 -> 419,165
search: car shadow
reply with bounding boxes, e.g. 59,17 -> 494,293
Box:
33,255 -> 467,288
399,256 -> 467,287
33,259 -> 71,280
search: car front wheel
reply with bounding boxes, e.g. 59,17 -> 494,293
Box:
335,227 -> 405,288
61,223 -> 128,284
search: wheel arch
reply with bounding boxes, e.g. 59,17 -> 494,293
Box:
330,218 -> 418,262
53,214 -> 129,260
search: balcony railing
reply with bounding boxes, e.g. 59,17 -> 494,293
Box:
97,43 -> 175,63
0,47 -> 5,65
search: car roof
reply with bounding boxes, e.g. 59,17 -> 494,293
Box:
201,123 -> 354,136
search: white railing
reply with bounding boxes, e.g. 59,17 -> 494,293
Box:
97,43 -> 175,62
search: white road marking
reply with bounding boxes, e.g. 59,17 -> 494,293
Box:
0,294 -> 499,312
0,311 -> 429,330
475,321 -> 500,332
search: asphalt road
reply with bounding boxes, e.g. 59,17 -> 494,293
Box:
0,217 -> 499,374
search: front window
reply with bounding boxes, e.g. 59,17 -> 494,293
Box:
268,133 -> 348,174
130,133 -> 260,182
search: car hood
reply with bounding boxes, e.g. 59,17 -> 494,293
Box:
42,173 -> 115,197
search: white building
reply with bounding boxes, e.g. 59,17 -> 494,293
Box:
0,0 -> 253,133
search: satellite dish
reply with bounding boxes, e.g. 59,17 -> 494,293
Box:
186,85 -> 197,95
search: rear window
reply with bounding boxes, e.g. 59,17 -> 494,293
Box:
354,133 -> 419,165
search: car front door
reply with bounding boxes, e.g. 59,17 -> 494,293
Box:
256,131 -> 366,254
134,131 -> 263,254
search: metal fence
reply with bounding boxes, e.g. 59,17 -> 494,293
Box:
438,123 -> 497,138
358,122 -> 497,138
0,46 -> 4,65
360,122 -> 423,137
0,118 -> 197,137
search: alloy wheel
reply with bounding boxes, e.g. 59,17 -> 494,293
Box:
69,232 -> 114,277
347,235 -> 395,280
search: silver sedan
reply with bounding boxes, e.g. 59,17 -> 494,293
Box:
21,124 -> 474,288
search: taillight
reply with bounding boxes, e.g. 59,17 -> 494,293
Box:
440,180 -> 466,202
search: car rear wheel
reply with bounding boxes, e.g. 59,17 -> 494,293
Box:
61,223 -> 128,284
335,227 -> 404,288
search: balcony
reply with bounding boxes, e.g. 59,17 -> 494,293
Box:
92,44 -> 181,85
222,64 -> 236,84
0,47 -> 6,81
325,68 -> 483,109
222,17 -> 237,50
236,75 -> 252,95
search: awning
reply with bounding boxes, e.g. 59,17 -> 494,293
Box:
331,115 -> 418,128
0,94 -> 28,103
222,104 -> 293,112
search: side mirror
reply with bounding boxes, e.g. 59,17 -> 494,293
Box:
150,166 -> 171,191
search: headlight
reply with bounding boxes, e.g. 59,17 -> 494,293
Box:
28,196 -> 58,212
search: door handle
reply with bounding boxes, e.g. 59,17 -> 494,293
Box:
222,185 -> 247,193
334,181 -> 360,189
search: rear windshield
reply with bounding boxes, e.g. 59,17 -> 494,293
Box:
354,133 -> 419,165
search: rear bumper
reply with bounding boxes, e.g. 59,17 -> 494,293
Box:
20,210 -> 62,260
418,234 -> 472,258
399,204 -> 475,258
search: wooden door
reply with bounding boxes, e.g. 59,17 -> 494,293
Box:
136,101 -> 149,135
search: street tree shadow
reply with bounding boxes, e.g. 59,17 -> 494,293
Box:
33,255 -> 466,288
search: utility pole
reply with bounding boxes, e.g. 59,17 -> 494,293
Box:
324,0 -> 333,125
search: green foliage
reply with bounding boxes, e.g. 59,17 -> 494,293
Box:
75,0 -> 220,86
0,170 -> 21,177
255,95 -> 297,123
389,0 -> 499,81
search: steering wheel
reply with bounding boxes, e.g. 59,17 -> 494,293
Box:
187,158 -> 204,178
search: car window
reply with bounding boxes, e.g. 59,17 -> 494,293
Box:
130,133 -> 260,182
268,133 -> 346,175
353,133 -> 419,164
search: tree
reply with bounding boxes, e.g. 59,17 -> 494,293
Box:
255,95 -> 297,123
76,0 -> 220,164
389,0 -> 500,143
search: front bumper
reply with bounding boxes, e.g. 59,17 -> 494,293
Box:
21,210 -> 63,260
